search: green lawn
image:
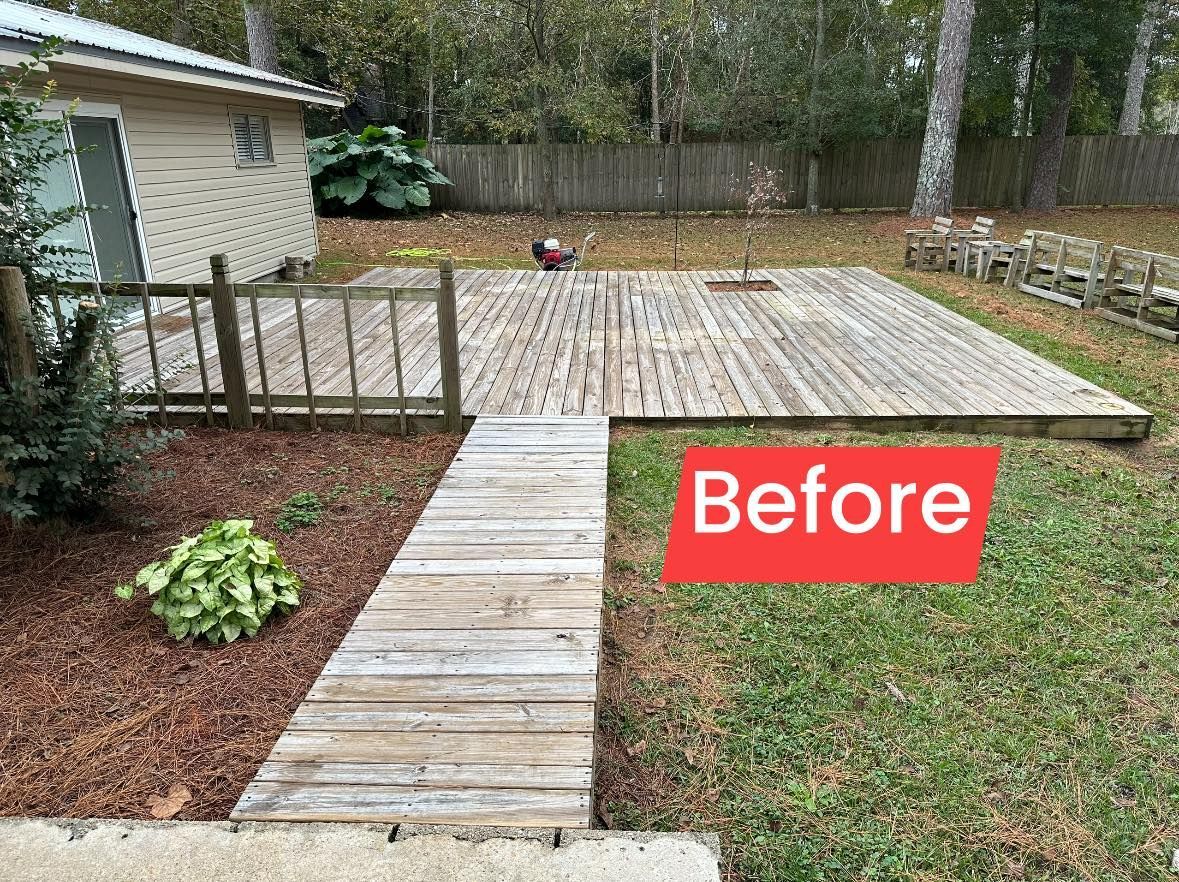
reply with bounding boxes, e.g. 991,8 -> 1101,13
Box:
599,281 -> 1179,881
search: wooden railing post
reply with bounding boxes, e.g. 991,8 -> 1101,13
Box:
435,259 -> 462,433
209,254 -> 252,429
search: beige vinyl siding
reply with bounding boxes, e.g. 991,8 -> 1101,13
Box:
50,68 -> 319,283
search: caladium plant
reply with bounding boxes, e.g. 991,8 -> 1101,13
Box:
114,520 -> 301,644
307,124 -> 451,214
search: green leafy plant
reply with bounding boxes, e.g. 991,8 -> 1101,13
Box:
1,42 -> 177,522
276,491 -> 323,533
308,125 -> 451,214
115,519 -> 301,643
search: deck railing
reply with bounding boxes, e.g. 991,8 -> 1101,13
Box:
65,255 -> 463,434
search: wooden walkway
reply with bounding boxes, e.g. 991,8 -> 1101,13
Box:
117,267 -> 1151,438
232,415 -> 608,827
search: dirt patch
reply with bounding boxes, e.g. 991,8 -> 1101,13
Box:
0,427 -> 459,821
704,280 -> 778,293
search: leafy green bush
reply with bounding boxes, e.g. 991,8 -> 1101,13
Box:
115,519 -> 302,643
307,125 -> 451,214
1,42 -> 177,522
276,491 -> 323,533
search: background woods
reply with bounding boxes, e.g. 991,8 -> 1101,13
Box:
32,0 -> 1179,147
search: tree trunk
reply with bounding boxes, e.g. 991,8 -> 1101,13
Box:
1118,0 -> 1162,135
533,0 -> 557,219
1012,0 -> 1040,211
805,0 -> 827,215
649,0 -> 661,142
1011,21 -> 1033,135
910,0 -> 976,217
0,267 -> 39,405
242,0 -> 280,74
670,0 -> 699,144
427,14 -> 436,142
171,0 -> 193,47
1026,49 -> 1075,211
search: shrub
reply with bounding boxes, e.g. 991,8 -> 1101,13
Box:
307,125 -> 451,214
276,490 -> 323,533
1,42 -> 177,522
115,519 -> 302,643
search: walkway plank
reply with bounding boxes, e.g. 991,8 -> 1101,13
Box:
232,415 -> 608,827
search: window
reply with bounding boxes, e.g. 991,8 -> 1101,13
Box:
230,112 -> 273,165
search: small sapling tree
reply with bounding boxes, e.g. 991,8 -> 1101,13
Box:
738,164 -> 787,286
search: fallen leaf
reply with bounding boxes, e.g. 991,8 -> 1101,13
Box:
626,738 -> 648,757
597,801 -> 614,829
652,584 -> 667,594
147,784 -> 192,819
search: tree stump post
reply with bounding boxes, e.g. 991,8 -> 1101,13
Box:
209,254 -> 252,429
0,266 -> 40,406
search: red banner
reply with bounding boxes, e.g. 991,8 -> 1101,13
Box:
660,446 -> 1001,584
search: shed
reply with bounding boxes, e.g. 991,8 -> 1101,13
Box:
0,0 -> 344,284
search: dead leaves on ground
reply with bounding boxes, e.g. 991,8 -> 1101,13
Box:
146,783 -> 192,819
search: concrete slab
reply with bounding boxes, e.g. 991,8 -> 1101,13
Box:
0,818 -> 721,882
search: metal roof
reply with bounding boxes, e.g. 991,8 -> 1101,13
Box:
0,0 -> 343,105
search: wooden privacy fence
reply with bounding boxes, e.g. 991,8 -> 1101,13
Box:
64,257 -> 463,434
424,135 -> 1179,213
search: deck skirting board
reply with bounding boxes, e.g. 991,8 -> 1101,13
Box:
231,415 -> 608,827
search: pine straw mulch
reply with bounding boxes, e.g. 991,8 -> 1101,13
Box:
0,427 -> 459,821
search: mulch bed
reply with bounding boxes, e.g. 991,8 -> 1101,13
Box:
0,427 -> 459,821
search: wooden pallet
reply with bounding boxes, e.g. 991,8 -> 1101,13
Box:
231,415 -> 608,827
115,267 -> 1152,439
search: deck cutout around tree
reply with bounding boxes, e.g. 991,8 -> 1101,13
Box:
704,279 -> 779,293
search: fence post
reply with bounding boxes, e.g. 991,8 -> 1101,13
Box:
209,254 -> 252,429
435,259 -> 462,433
0,267 -> 40,408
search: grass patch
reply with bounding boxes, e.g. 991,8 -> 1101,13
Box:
601,427 -> 1179,881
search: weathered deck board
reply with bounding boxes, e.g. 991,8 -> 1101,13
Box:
231,415 -> 608,827
117,268 -> 1151,438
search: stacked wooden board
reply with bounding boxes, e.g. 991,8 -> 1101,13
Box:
232,415 -> 608,827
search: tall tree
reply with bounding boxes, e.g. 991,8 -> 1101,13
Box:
1012,0 -> 1040,211
1119,0 -> 1164,134
171,0 -> 193,47
804,0 -> 826,215
1026,47 -> 1075,209
910,0 -> 977,217
649,0 -> 661,141
531,0 -> 558,218
242,0 -> 280,74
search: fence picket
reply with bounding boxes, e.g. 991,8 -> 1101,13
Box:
138,282 -> 168,427
247,285 -> 274,429
387,291 -> 408,437
340,285 -> 363,432
185,285 -> 214,424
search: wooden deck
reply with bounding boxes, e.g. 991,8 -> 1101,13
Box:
117,267 -> 1151,438
232,415 -> 608,827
